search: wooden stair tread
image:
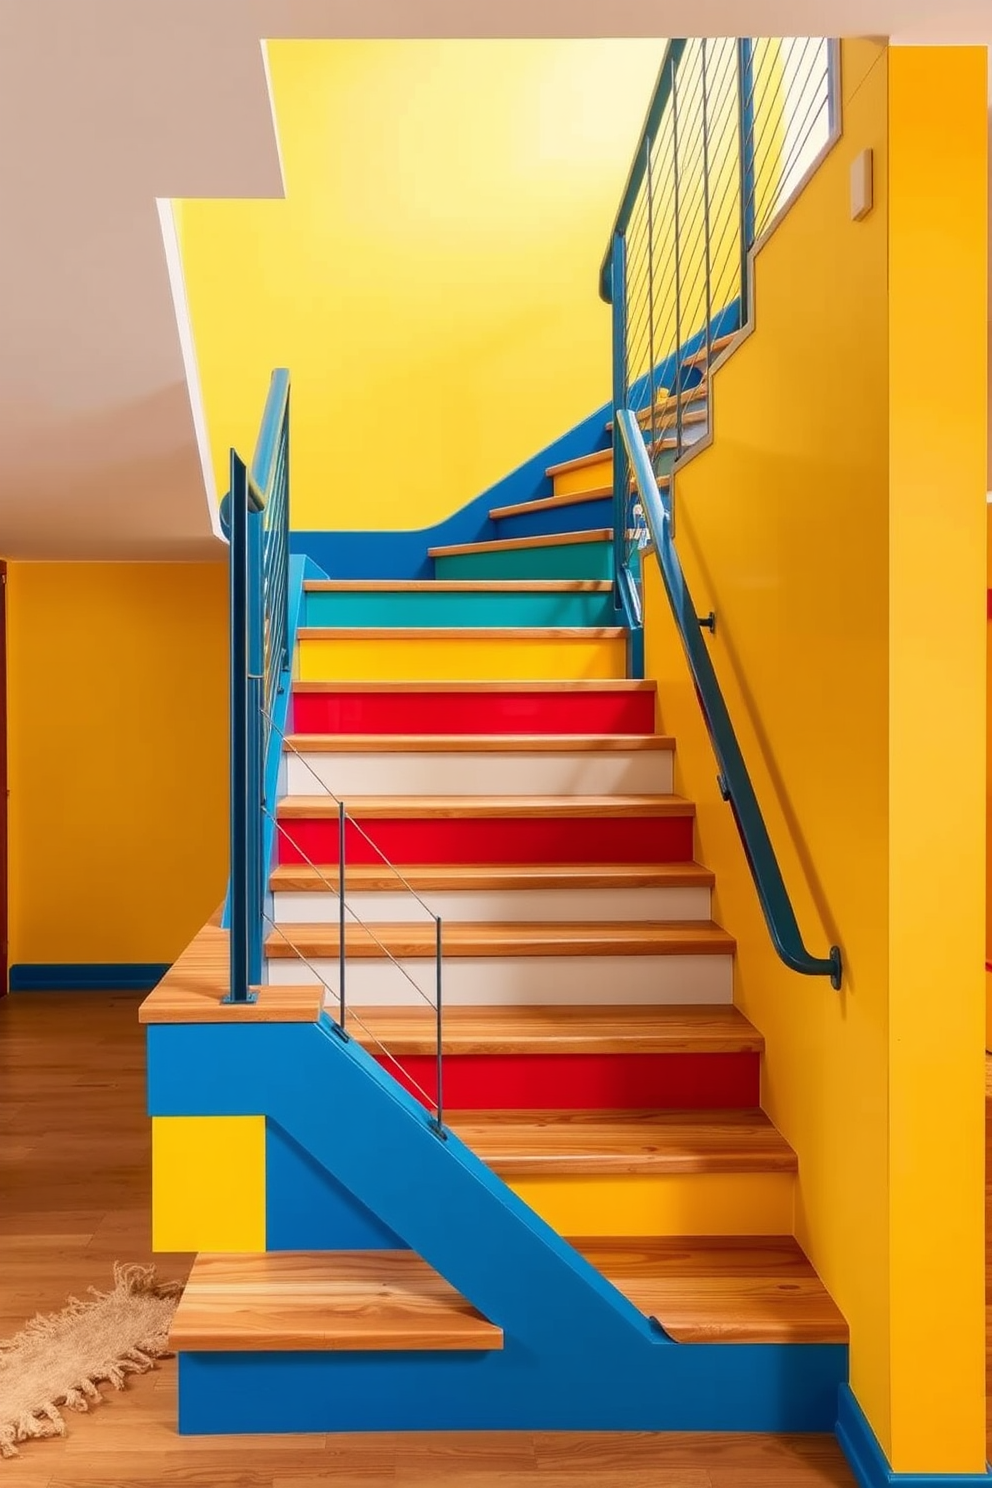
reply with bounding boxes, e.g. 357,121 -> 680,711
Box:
545,449 -> 612,478
489,488 -> 612,521
682,332 -> 737,370
428,529 -> 611,559
276,793 -> 695,820
446,1108 -> 795,1176
303,580 -> 613,593
575,1237 -> 848,1344
283,733 -> 675,755
271,862 -> 714,895
298,626 -> 625,641
291,679 -> 657,694
339,1002 -> 759,1056
169,1251 -> 502,1353
265,921 -> 735,960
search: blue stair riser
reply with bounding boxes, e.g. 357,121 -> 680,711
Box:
303,588 -> 614,628
177,1341 -> 846,1436
434,541 -> 613,581
493,496 -> 614,541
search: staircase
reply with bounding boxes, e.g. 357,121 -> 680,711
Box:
166,332 -> 849,1437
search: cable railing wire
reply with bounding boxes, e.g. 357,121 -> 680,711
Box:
601,36 -> 842,986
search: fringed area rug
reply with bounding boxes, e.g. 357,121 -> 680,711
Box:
0,1263 -> 182,1458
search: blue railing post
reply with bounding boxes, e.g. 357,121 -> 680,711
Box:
736,38 -> 756,324
246,506 -> 264,989
227,450 -> 252,1004
609,231 -> 629,614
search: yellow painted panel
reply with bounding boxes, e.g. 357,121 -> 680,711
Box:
886,46 -> 987,1474
510,1173 -> 794,1238
298,634 -> 625,683
6,562 -> 229,965
152,1116 -> 266,1253
644,37 -> 894,1453
176,41 -> 666,532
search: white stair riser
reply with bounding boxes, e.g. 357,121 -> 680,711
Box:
285,749 -> 673,797
272,885 -> 712,925
265,953 -> 733,1005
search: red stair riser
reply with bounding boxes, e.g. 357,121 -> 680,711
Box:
379,1052 -> 759,1110
276,815 -> 694,866
292,690 -> 656,735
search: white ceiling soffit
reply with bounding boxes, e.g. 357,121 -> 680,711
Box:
0,0 -> 988,560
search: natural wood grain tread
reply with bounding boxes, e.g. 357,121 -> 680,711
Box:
575,1237 -> 848,1344
303,579 -> 614,593
339,1002 -> 760,1056
265,921 -> 735,960
277,793 -> 695,820
546,449 -> 613,478
169,1251 -> 503,1353
292,679 -> 657,694
428,529 -> 611,559
139,912 -> 322,1025
489,487 -> 612,521
682,331 -> 737,370
299,626 -> 625,641
447,1108 -> 795,1177
271,861 -> 714,895
283,733 -> 675,755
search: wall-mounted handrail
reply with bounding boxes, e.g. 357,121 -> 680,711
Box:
616,408 -> 841,988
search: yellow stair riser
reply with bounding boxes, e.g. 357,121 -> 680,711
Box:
552,455 -> 612,498
509,1171 -> 795,1238
298,635 -> 626,683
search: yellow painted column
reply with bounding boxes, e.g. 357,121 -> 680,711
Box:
887,45 -> 987,1474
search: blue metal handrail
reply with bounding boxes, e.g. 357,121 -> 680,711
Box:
615,408 -> 841,988
225,369 -> 291,1004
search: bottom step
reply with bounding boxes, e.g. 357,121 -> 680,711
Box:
169,1251 -> 503,1352
579,1236 -> 848,1344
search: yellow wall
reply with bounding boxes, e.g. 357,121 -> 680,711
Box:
7,563 -> 229,968
175,40 -> 664,533
643,41 -> 986,1472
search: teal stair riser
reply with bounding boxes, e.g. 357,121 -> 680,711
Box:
434,542 -> 614,581
304,589 -> 614,628
149,1018 -> 846,1435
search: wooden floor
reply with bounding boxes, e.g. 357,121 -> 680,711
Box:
0,988 -> 917,1488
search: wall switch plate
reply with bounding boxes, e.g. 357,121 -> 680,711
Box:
851,148 -> 873,220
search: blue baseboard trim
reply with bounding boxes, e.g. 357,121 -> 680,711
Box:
836,1386 -> 992,1486
9,963 -> 171,992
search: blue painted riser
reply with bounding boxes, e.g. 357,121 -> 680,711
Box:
492,495 -> 613,541
149,1017 -> 846,1436
177,1340 -> 844,1436
303,588 -> 615,628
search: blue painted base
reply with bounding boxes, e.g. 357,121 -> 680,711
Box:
10,962 -> 170,991
836,1386 -> 992,1486
177,1340 -> 844,1436
149,1016 -> 846,1436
